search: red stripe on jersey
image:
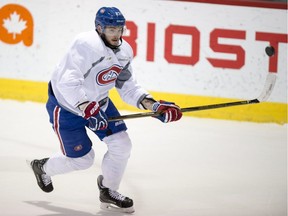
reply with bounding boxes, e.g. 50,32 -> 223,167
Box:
53,106 -> 66,155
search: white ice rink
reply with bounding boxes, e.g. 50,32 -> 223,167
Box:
0,99 -> 286,216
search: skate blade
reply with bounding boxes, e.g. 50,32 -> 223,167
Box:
100,202 -> 135,214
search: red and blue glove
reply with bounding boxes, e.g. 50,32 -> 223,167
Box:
80,101 -> 108,131
152,100 -> 182,123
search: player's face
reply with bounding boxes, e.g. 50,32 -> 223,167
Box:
103,26 -> 124,46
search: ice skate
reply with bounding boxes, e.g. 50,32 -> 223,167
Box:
30,158 -> 53,193
97,175 -> 134,213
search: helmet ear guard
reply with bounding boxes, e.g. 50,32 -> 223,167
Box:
95,24 -> 104,34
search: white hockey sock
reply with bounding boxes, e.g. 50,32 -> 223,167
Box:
102,131 -> 132,191
43,149 -> 95,176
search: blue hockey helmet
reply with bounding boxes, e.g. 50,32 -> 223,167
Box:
95,7 -> 126,29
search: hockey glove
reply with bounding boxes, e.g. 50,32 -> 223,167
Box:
79,101 -> 108,131
88,110 -> 108,131
152,100 -> 182,123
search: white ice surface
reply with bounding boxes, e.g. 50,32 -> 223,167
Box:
0,100 -> 286,216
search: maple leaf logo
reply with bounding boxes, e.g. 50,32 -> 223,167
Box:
2,11 -> 27,40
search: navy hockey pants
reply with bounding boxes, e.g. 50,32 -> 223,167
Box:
46,85 -> 127,158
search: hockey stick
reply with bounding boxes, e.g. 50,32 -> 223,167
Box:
108,73 -> 277,122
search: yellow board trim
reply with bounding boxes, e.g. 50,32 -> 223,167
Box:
0,78 -> 287,124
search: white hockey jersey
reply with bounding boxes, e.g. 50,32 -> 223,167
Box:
50,30 -> 150,116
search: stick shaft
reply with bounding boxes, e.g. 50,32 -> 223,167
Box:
180,99 -> 259,112
108,99 -> 259,121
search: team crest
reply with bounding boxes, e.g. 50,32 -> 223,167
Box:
74,144 -> 83,151
96,65 -> 122,85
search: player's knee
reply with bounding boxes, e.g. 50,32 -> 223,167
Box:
69,148 -> 95,170
104,131 -> 132,159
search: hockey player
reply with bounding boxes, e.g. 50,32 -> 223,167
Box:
30,7 -> 182,213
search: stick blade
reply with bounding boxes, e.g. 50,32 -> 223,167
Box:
257,73 -> 277,102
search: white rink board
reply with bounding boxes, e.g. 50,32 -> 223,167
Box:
0,0 -> 287,103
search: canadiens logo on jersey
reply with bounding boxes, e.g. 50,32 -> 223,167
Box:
96,64 -> 122,85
